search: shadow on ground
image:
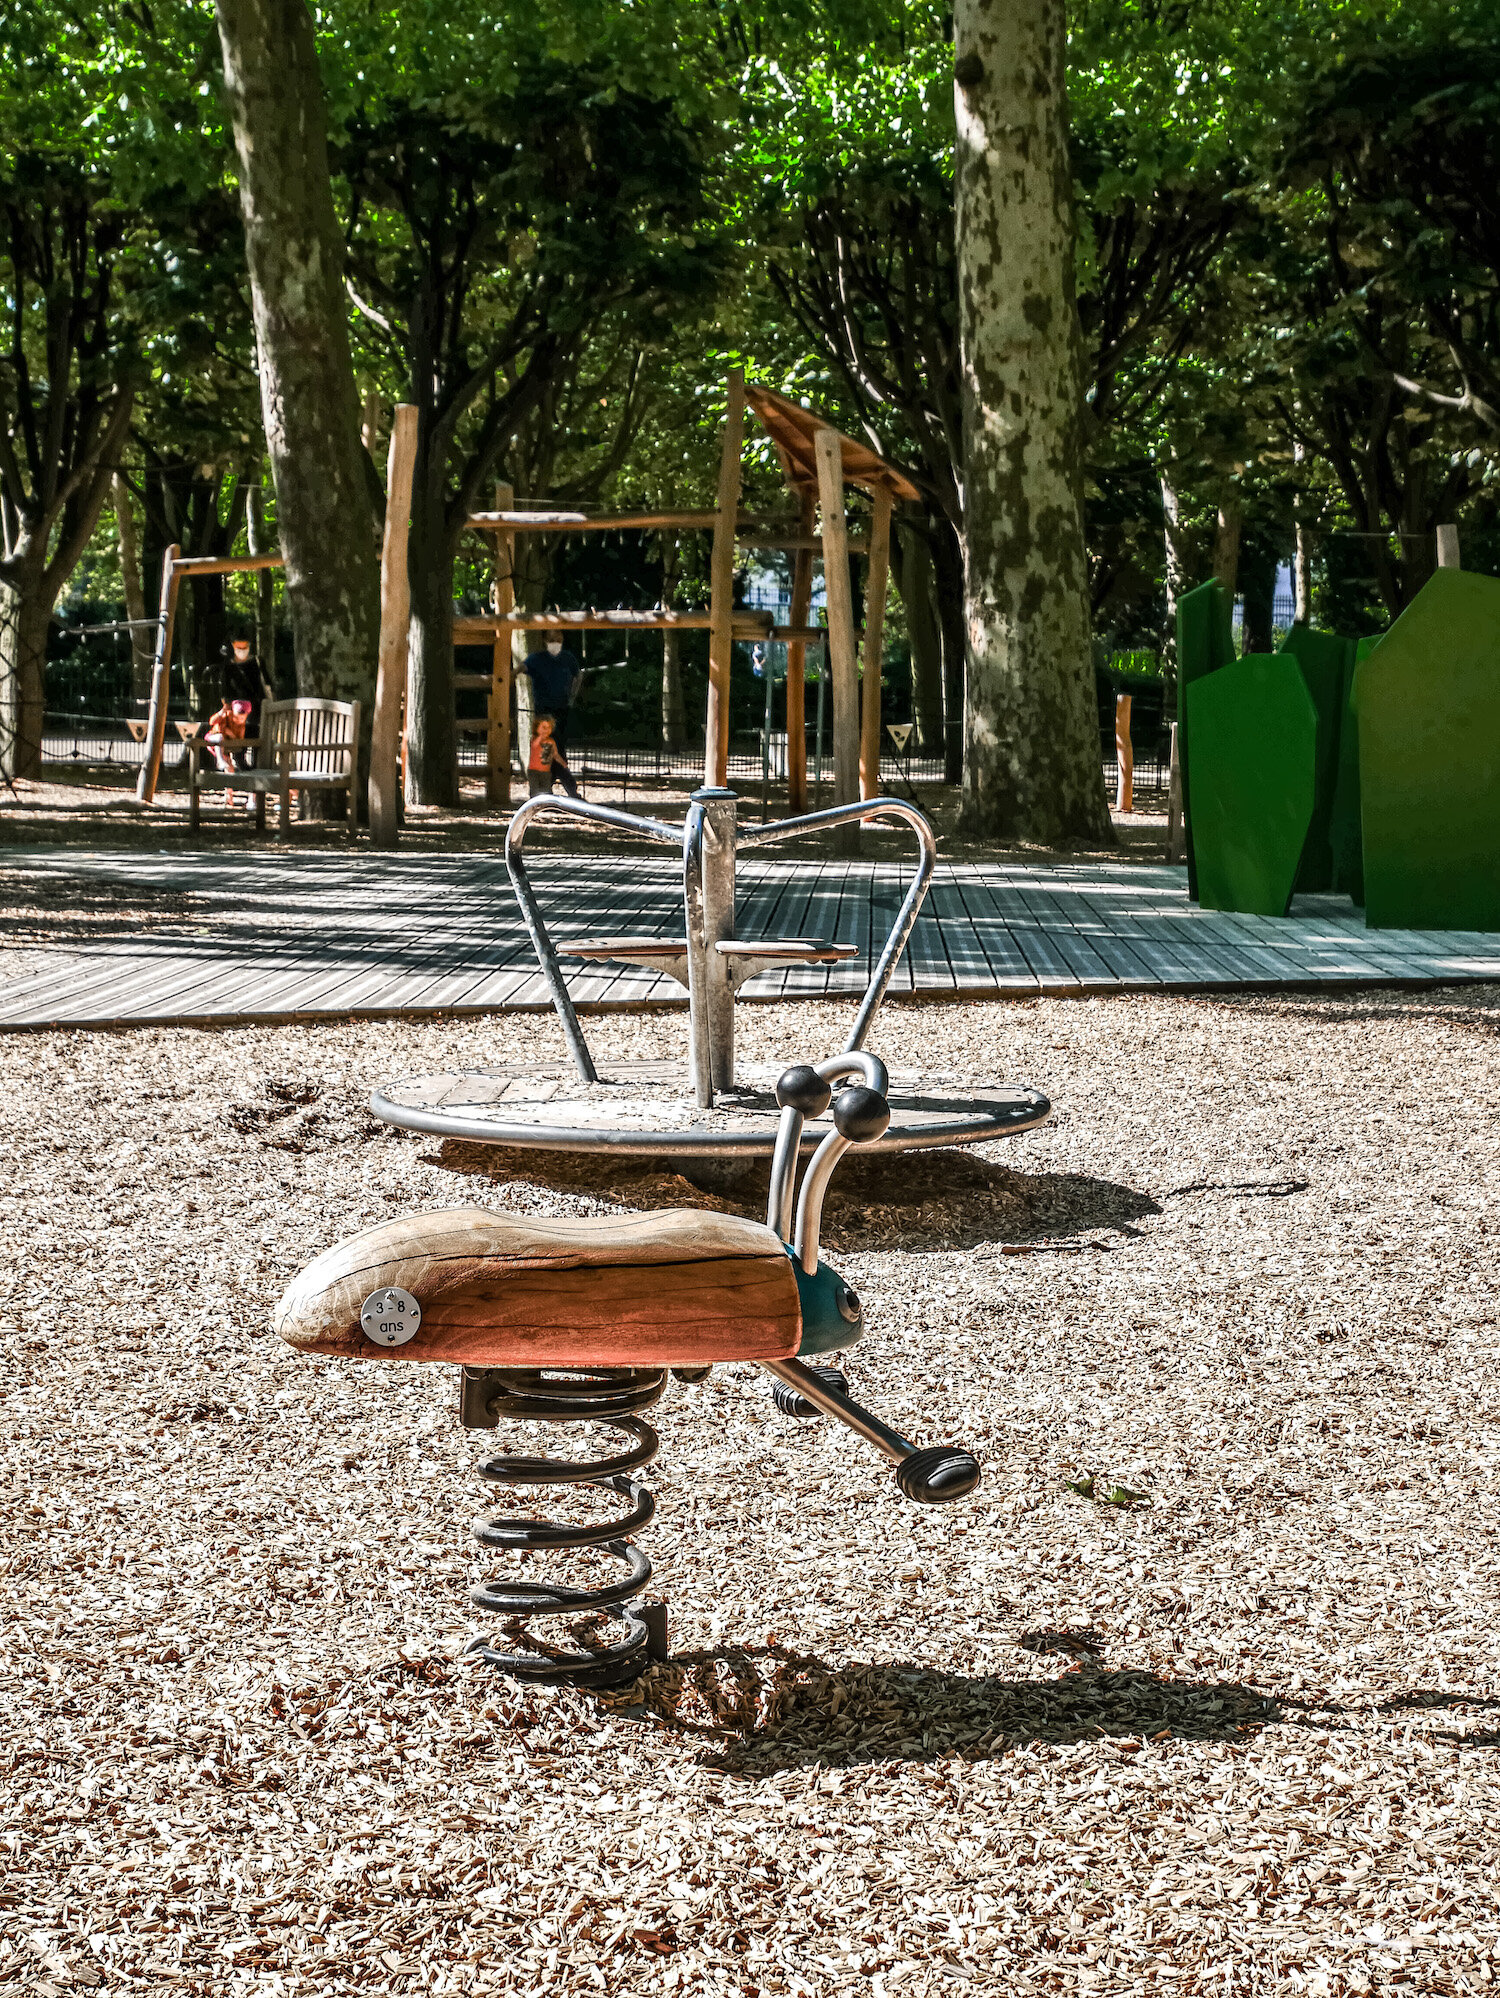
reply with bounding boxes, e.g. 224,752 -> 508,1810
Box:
0,865 -> 191,943
622,1644 -> 1282,1773
431,1139 -> 1161,1252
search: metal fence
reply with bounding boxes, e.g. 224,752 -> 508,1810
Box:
41,714 -> 176,770
41,710 -> 1167,812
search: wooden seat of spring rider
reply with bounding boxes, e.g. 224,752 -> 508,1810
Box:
274,1207 -> 805,1369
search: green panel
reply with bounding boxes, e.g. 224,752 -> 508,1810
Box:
1175,580 -> 1235,901
1278,624 -> 1352,892
1355,569 -> 1500,931
1329,634 -> 1382,906
1185,652 -> 1318,917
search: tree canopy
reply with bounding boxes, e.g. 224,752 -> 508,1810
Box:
4,0 -> 1496,801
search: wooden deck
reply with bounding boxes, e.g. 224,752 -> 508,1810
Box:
1,846 -> 1497,1031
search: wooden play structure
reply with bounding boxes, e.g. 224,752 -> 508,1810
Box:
134,546 -> 286,806
369,373 -> 919,844
134,374 -> 919,844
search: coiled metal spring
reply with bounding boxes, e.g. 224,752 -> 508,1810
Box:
463,1365 -> 667,1688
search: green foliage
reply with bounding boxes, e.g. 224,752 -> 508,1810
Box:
14,0 -> 1500,729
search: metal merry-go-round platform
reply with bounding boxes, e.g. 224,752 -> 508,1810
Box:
370,789 -> 1051,1156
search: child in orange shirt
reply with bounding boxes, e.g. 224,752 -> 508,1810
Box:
203,697 -> 252,773
527,713 -> 579,797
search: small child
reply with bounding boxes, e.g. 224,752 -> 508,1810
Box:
527,712 -> 579,798
203,697 -> 252,774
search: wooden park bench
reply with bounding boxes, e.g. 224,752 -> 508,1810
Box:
188,697 -> 362,839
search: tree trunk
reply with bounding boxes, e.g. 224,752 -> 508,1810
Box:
405,468 -> 458,807
0,565 -> 50,779
1292,439 -> 1313,624
661,629 -> 685,752
929,517 -> 967,783
113,477 -> 153,705
952,0 -> 1107,843
897,526 -> 945,754
214,0 -> 380,718
1240,535 -> 1277,655
247,477 -> 278,700
1159,466 -> 1190,628
1212,484 -> 1242,602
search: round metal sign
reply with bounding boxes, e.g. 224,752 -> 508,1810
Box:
360,1286 -> 422,1348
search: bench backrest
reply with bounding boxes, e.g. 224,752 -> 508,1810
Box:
262,698 -> 359,779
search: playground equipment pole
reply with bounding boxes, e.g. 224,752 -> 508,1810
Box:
1115,693 -> 1134,814
785,492 -> 815,815
814,427 -> 861,853
860,487 -> 893,800
134,545 -> 181,804
369,404 -> 418,847
704,371 -> 746,788
488,482 -> 516,808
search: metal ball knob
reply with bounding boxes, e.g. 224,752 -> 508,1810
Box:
776,1065 -> 832,1115
831,1084 -> 890,1144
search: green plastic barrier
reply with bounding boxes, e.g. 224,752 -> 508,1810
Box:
1276,624 -> 1354,892
1328,635 -> 1381,906
1185,652 -> 1319,917
1355,569 -> 1500,932
1175,580 -> 1236,900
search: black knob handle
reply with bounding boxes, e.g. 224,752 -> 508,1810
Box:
896,1446 -> 981,1505
776,1064 -> 832,1115
771,1365 -> 849,1420
831,1084 -> 890,1144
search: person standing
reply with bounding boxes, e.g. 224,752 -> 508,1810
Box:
527,713 -> 578,798
520,635 -> 583,754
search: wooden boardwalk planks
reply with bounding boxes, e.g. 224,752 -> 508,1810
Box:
0,844 -> 1497,1031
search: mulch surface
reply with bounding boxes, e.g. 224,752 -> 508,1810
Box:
2,989 -> 1497,1995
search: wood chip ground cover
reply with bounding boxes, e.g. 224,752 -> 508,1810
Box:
1,989 -> 1497,1996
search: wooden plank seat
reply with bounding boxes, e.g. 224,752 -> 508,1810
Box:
556,936 -> 858,989
275,1206 -> 802,1368
189,697 -> 361,839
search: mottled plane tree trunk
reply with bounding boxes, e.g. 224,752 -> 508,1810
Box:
215,0 -> 379,732
952,0 -> 1109,843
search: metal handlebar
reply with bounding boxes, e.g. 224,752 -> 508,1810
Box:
504,793 -> 681,1084
738,798 -> 937,1053
788,1053 -> 890,1271
508,789 -> 936,1098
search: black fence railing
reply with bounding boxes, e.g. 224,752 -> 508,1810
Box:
41,713 -> 169,769
39,710 -> 1169,813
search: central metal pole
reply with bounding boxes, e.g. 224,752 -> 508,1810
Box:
701,789 -> 737,1097
684,787 -> 737,1105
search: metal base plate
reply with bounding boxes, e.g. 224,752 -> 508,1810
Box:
372,1059 -> 1050,1156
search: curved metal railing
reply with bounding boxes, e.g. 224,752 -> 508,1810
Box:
737,798 -> 937,1053
507,789 -> 938,1094
504,793 -> 681,1083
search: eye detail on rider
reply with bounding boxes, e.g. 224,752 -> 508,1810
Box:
837,1285 -> 862,1323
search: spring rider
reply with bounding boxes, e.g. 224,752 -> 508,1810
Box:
276,1050 -> 981,1688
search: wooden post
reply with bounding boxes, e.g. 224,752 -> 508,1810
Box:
488,481 -> 515,809
1114,693 -> 1134,813
1166,721 -> 1184,862
704,369 -> 745,788
369,404 -> 419,848
134,545 -> 182,804
1436,524 -> 1461,570
814,428 -> 860,837
784,491 -> 815,816
859,485 -> 894,801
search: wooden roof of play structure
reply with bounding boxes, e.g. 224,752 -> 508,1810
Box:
744,385 -> 922,506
